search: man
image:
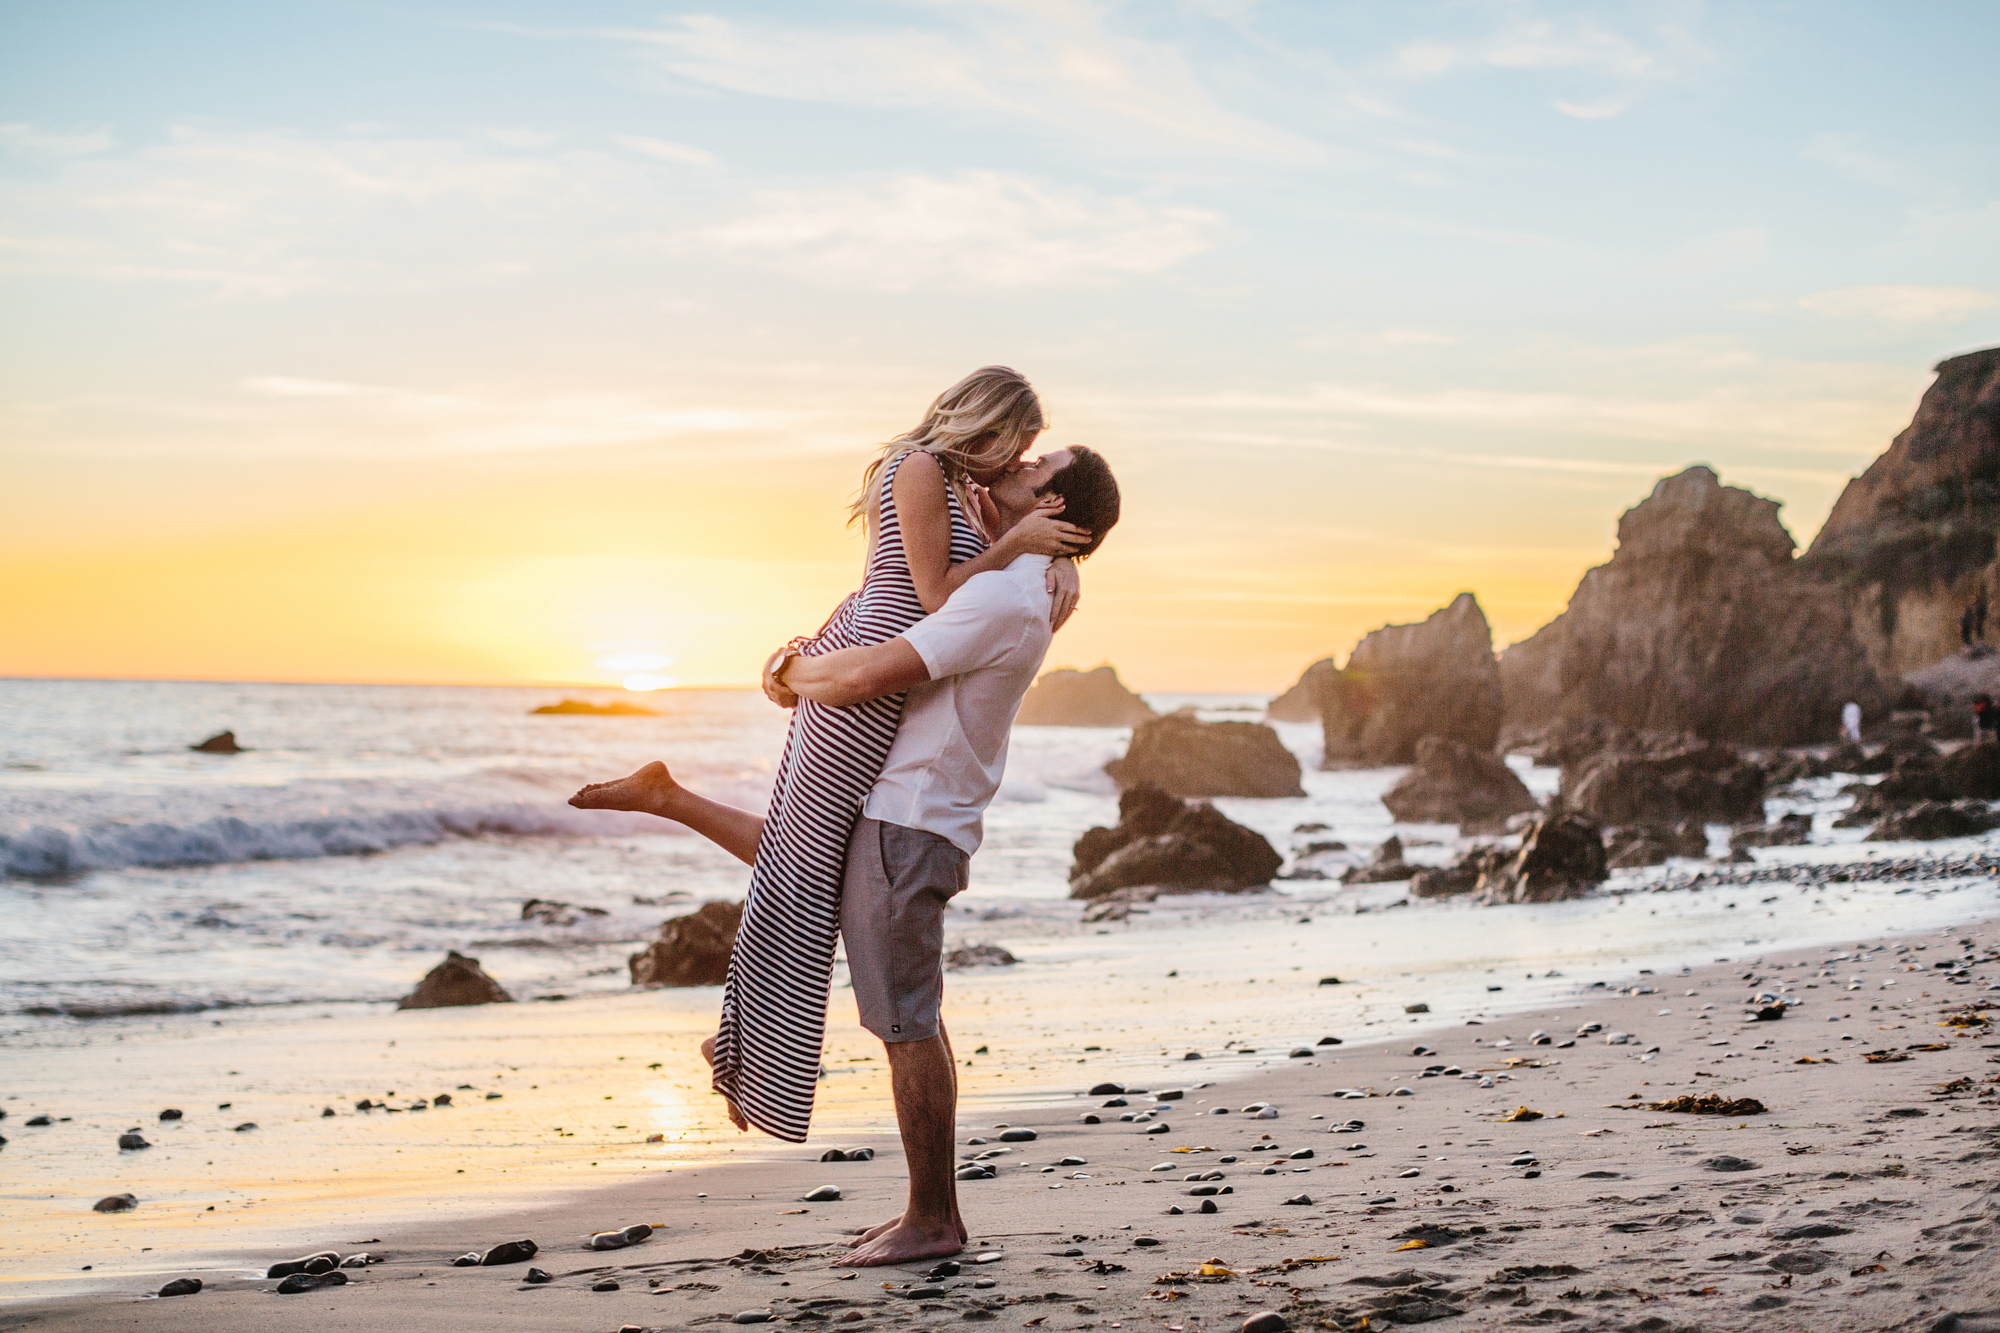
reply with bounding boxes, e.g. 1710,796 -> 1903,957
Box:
571,445 -> 1121,1267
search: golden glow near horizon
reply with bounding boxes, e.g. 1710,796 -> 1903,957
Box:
2,5 -> 1993,692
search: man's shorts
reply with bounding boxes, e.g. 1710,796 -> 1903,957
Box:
840,816 -> 970,1043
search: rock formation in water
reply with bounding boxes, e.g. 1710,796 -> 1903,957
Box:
1340,834 -> 1411,884
1266,658 -> 1336,722
1500,466 -> 1890,747
1559,736 -> 1767,825
397,950 -> 513,1009
531,698 -> 659,717
1104,712 -> 1304,798
1805,348 -> 2000,678
1380,736 -> 1539,827
1014,665 -> 1155,727
189,731 -> 241,754
1069,783 -> 1282,900
628,900 -> 742,987
1319,593 -> 1503,767
1476,814 -> 1609,904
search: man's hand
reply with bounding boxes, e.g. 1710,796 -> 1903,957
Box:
761,647 -> 800,709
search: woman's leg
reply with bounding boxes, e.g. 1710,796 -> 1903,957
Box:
570,762 -> 764,865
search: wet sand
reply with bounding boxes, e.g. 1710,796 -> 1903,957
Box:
10,915 -> 1997,1332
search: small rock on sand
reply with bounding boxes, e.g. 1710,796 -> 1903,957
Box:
275,1271 -> 347,1295
93,1194 -> 137,1213
158,1109 -> 182,1121
1703,1155 -> 1758,1172
1242,1312 -> 1289,1333
803,1185 -> 842,1202
157,1277 -> 201,1297
397,950 -> 513,1009
116,1132 -> 149,1150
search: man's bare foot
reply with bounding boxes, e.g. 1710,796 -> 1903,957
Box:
569,761 -> 682,818
700,1034 -> 750,1134
848,1214 -> 968,1247
837,1219 -> 963,1268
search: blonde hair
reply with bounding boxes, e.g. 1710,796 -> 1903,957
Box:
848,366 -> 1046,539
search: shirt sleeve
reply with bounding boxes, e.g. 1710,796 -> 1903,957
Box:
900,575 -> 1038,680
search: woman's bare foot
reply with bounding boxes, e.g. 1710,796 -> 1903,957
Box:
700,1034 -> 750,1134
836,1218 -> 963,1268
848,1213 -> 968,1247
569,761 -> 683,818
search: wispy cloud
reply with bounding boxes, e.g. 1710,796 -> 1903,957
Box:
615,6 -> 1313,159
612,134 -> 718,166
1798,284 -> 1999,325
696,170 -> 1219,288
1391,1 -> 1710,120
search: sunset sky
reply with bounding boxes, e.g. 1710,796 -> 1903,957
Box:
4,1 -> 1997,692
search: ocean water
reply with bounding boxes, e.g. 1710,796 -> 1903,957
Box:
5,678 -> 1999,1044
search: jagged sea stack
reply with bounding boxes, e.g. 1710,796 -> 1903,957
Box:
1500,466 -> 1889,746
1318,592 -> 1503,767
1805,347 -> 2000,676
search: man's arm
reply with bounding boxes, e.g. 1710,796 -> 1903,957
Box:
771,637 -> 932,708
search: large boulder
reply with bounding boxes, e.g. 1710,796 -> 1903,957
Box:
1069,783 -> 1282,900
1805,348 -> 2000,678
1104,712 -> 1304,798
1381,736 -> 1538,827
1941,743 -> 2000,800
1476,814 -> 1609,904
1014,666 -> 1155,727
629,900 -> 742,987
1266,658 -> 1337,722
1605,821 -> 1709,868
1560,738 -> 1767,825
1868,800 -> 2000,842
1319,593 -> 1503,767
397,951 -> 513,1009
1501,466 -> 1891,746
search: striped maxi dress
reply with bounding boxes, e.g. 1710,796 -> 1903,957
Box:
710,451 -> 988,1142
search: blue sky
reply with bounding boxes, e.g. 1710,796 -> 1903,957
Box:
3,1 -> 1997,689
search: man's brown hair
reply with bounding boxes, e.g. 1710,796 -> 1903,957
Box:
1039,445 -> 1119,560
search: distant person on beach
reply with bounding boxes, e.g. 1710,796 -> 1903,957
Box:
574,441 -> 1122,1266
1976,694 -> 1997,745
1841,701 -> 1863,745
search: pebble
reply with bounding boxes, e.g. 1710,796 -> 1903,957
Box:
1133,1236 -> 1161,1247
1146,1123 -> 1170,1134
433,1093 -> 452,1106
1154,1089 -> 1183,1101
1404,1003 -> 1429,1014
592,1279 -> 620,1292
1399,1168 -> 1421,1178
1703,1156 -> 1758,1172
1319,977 -> 1342,986
1184,1051 -> 1203,1060
1366,1195 -> 1395,1205
321,1107 -> 336,1117
956,1165 -> 995,1181
1317,1035 -> 1342,1045
972,1251 -> 1004,1264
998,1129 -> 1037,1143
157,1277 -> 201,1297
1522,1169 -> 1542,1179
1287,1149 -> 1314,1160
906,1286 -> 949,1299
1198,1199 -> 1219,1214
1288,1048 -> 1314,1058
117,1132 -> 150,1150
1282,1194 -> 1312,1205
974,1277 -> 996,1289
1081,1114 -> 1101,1124
1089,1082 -> 1125,1096
25,1116 -> 51,1127
1390,1088 -> 1414,1097
1243,1311 -> 1289,1333
479,1239 -> 538,1265
452,1253 -> 481,1267
1166,1206 -> 1184,1215
1509,1155 -> 1538,1167
233,1122 -> 258,1132
803,1185 -> 843,1202
585,1224 -> 654,1250
1058,1156 -> 1087,1166
158,1109 -> 182,1121
928,1261 -> 962,1278
266,1252 -> 340,1279
340,1254 -> 374,1268
276,1271 -> 348,1295
1411,1045 -> 1435,1057
821,1148 -> 848,1161
93,1194 -> 137,1213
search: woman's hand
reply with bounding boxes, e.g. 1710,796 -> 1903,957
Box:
1000,495 -> 1090,558
1046,557 -> 1081,630
760,647 -> 800,709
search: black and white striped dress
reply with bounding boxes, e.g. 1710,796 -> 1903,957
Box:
711,452 -> 987,1142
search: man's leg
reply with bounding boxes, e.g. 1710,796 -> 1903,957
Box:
840,1026 -> 963,1267
848,1019 -> 965,1249
570,761 -> 763,866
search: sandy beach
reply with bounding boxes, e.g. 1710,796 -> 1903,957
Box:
8,905 -> 1996,1333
